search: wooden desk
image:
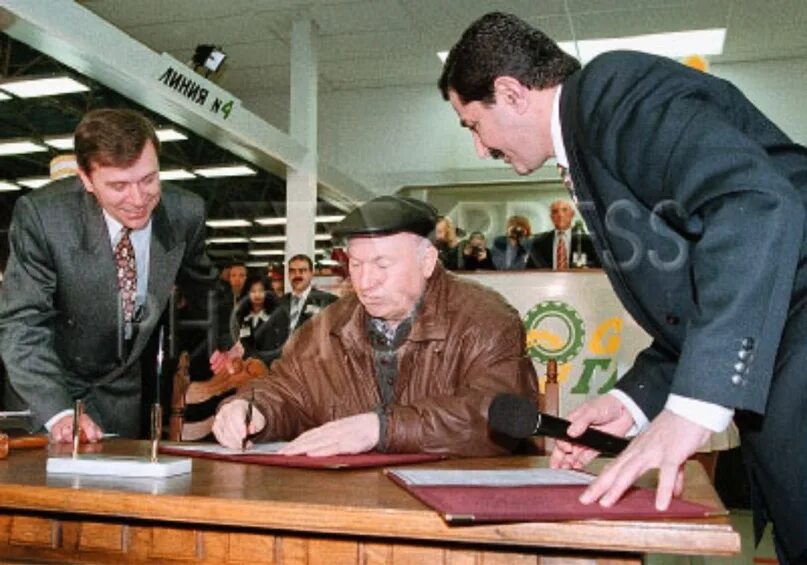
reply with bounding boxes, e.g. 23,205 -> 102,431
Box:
0,440 -> 739,564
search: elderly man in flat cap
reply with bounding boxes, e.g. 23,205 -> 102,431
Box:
212,195 -> 537,456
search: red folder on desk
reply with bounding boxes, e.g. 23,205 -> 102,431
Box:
386,468 -> 722,524
159,444 -> 443,470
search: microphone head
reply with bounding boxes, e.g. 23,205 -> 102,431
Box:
487,394 -> 538,438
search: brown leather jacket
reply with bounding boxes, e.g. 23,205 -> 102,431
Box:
238,265 -> 538,456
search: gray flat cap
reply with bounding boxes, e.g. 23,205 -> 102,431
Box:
332,195 -> 438,239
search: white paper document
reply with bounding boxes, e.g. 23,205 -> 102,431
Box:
388,468 -> 595,487
162,441 -> 288,456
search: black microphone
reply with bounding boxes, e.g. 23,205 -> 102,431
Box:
488,394 -> 630,456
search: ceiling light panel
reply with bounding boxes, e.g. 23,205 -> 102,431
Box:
0,140 -> 47,156
206,237 -> 249,244
16,177 -> 51,189
44,135 -> 74,150
0,181 -> 21,192
159,169 -> 196,181
194,165 -> 256,178
0,76 -> 89,98
156,128 -> 188,142
206,219 -> 252,228
254,217 -> 287,226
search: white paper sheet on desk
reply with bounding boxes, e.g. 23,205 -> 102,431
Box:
388,468 -> 595,487
163,442 -> 288,456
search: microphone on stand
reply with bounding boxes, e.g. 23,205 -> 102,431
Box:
488,394 -> 630,456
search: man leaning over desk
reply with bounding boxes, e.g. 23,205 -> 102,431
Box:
213,196 -> 538,456
0,109 -> 232,442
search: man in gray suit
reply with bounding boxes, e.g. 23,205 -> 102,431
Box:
441,12 -> 807,562
0,109 -> 229,442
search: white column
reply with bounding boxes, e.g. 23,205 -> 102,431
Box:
285,16 -> 318,270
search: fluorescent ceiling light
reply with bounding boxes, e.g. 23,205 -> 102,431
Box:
315,234 -> 332,241
246,261 -> 269,268
155,127 -> 187,142
254,217 -> 287,226
559,28 -> 726,64
0,181 -> 21,192
251,235 -> 286,243
194,164 -> 256,178
206,237 -> 249,244
249,249 -> 285,256
43,135 -> 74,150
159,169 -> 196,181
315,249 -> 326,255
0,76 -> 89,98
315,215 -> 345,223
17,177 -> 51,189
0,140 -> 47,156
206,219 -> 252,228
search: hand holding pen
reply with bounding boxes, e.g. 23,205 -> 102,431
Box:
212,388 -> 266,450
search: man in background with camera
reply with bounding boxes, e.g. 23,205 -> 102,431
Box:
491,215 -> 533,270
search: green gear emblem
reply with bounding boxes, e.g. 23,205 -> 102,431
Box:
523,300 -> 585,363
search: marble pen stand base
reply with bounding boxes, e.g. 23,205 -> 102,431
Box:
46,454 -> 192,478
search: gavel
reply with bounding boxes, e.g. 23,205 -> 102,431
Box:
0,432 -> 49,459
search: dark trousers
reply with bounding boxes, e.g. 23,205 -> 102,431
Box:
737,295 -> 807,564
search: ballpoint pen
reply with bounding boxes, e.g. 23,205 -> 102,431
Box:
242,388 -> 254,452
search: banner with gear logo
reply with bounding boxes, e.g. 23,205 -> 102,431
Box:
461,271 -> 652,416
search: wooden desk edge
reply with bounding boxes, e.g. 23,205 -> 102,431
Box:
0,483 -> 741,557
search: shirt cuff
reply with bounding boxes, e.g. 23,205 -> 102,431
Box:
608,389 -> 649,436
665,394 -> 734,433
45,409 -> 73,432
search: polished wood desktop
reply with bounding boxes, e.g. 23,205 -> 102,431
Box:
0,440 -> 739,564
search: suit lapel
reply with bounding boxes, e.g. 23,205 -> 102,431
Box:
73,189 -> 119,322
129,200 -> 184,359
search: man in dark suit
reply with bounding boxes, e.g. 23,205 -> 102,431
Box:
440,12 -> 807,562
0,109 -> 231,442
250,254 -> 337,365
527,199 -> 599,269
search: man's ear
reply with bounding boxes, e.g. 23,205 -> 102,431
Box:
77,168 -> 94,193
422,244 -> 439,278
492,76 -> 530,114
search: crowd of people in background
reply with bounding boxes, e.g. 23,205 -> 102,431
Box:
432,199 -> 600,272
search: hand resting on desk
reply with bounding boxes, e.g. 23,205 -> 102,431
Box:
277,412 -> 380,457
49,412 -> 103,444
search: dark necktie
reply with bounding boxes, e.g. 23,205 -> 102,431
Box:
114,227 -> 137,323
556,231 -> 569,271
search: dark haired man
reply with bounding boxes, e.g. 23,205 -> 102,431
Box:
248,254 -> 337,366
0,108 -> 231,441
441,12 -> 807,562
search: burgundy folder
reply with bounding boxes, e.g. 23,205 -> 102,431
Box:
159,445 -> 443,470
386,470 -> 722,524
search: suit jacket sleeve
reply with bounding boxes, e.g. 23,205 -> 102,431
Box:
0,196 -> 74,428
590,56 -> 805,415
